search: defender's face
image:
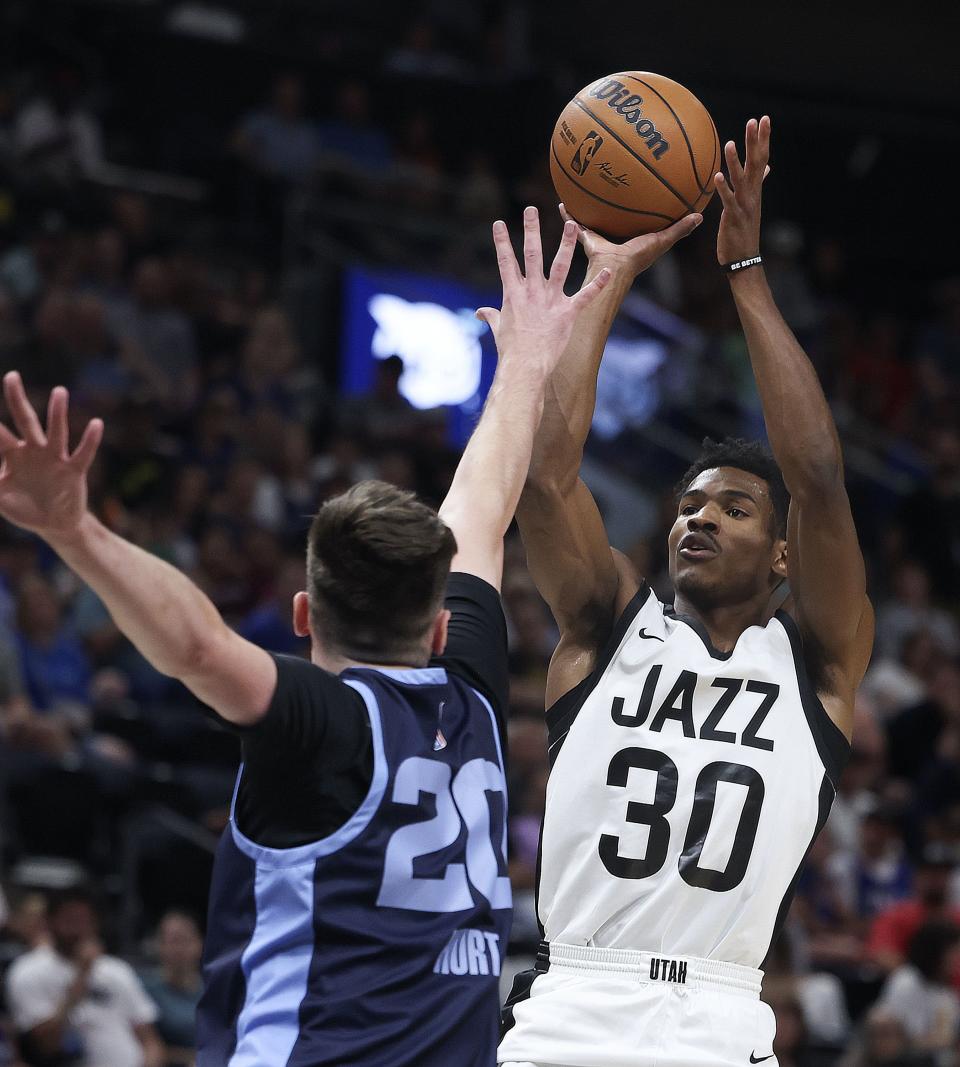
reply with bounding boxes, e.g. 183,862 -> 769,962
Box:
667,467 -> 784,608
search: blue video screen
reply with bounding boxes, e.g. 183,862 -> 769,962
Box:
341,266 -> 501,446
341,266 -> 687,447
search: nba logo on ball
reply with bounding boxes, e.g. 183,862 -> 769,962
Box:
571,132 -> 604,176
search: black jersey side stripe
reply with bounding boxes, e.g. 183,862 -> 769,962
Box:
762,773 -> 834,968
775,611 -> 850,789
545,581 -> 652,750
500,942 -> 551,1039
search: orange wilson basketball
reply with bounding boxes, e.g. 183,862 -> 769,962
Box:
550,71 -> 720,238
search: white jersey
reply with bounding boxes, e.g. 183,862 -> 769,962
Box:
538,583 -> 849,969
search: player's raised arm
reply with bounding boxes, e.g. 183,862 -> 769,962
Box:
438,207 -> 612,591
716,116 -> 873,736
516,209 -> 701,704
0,373 -> 276,725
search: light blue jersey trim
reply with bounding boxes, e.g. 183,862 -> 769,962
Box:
470,687 -> 506,774
228,679 -> 387,869
365,666 -> 448,685
229,863 -> 314,1067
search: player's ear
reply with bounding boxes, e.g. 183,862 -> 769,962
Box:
292,590 -> 312,637
772,538 -> 788,580
431,608 -> 451,656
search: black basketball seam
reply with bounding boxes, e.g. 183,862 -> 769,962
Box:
571,98 -> 695,213
550,143 -> 679,222
690,126 -> 719,214
623,74 -> 713,195
707,123 -> 719,192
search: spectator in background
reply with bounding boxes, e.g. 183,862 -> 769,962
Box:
70,295 -> 134,415
12,67 -> 104,185
766,991 -> 828,1067
3,891 -> 49,956
80,227 -> 129,315
887,660 -> 960,783
237,305 -> 319,424
237,553 -> 309,656
875,561 -> 959,661
829,694 -> 889,854
794,828 -> 863,972
340,355 -> 439,447
912,279 -> 960,421
138,912 -> 202,1067
503,584 -> 554,716
832,805 -> 914,925
384,18 -> 464,81
315,81 -> 391,172
14,574 -> 91,716
764,932 -> 852,1050
875,921 -> 960,1065
233,74 -> 320,185
103,398 -> 178,513
867,845 -> 960,978
917,709 -> 960,821
842,1006 -> 937,1067
6,888 -> 162,1067
107,258 -> 199,411
899,428 -> 960,601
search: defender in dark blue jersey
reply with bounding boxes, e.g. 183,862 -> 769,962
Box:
197,584 -> 514,1066
0,209 -> 612,1065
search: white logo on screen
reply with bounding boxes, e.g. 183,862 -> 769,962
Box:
368,294 -> 486,409
592,337 -> 665,440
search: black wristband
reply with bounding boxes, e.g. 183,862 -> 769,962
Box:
723,254 -> 763,274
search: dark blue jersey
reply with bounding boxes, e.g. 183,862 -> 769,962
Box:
197,661 -> 512,1067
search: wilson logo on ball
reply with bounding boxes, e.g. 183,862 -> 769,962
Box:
571,131 -> 604,175
587,78 -> 670,159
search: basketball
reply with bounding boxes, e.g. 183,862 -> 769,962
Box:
550,71 -> 720,238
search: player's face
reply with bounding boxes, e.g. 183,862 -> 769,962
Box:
50,901 -> 96,957
667,467 -> 785,608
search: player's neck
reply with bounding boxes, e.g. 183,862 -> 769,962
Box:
671,591 -> 773,653
311,647 -> 428,676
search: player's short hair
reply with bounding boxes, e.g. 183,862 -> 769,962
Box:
675,437 -> 789,539
307,480 -> 457,662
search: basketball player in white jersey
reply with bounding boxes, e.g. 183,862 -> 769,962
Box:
498,117 -> 875,1067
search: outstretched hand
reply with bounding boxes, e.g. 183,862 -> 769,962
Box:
715,115 -> 772,266
558,204 -> 702,275
0,372 -> 103,541
476,206 -> 612,372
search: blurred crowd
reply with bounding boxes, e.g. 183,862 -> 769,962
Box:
0,19 -> 957,1067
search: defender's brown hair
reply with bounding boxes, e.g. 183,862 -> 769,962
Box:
307,480 -> 457,662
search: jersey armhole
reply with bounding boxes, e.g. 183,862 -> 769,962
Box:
775,610 -> 850,788
227,679 -> 388,868
545,582 -> 652,763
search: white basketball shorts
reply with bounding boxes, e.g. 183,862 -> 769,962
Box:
499,942 -> 778,1067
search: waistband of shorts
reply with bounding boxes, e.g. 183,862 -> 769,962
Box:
536,940 -> 763,997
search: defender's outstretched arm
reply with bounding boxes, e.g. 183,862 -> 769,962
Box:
516,211 -> 701,705
717,116 -> 873,736
0,373 -> 277,724
439,208 -> 612,591
0,217 -> 608,724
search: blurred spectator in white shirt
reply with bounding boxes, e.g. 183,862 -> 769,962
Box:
876,921 -> 960,1066
6,888 -> 162,1067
